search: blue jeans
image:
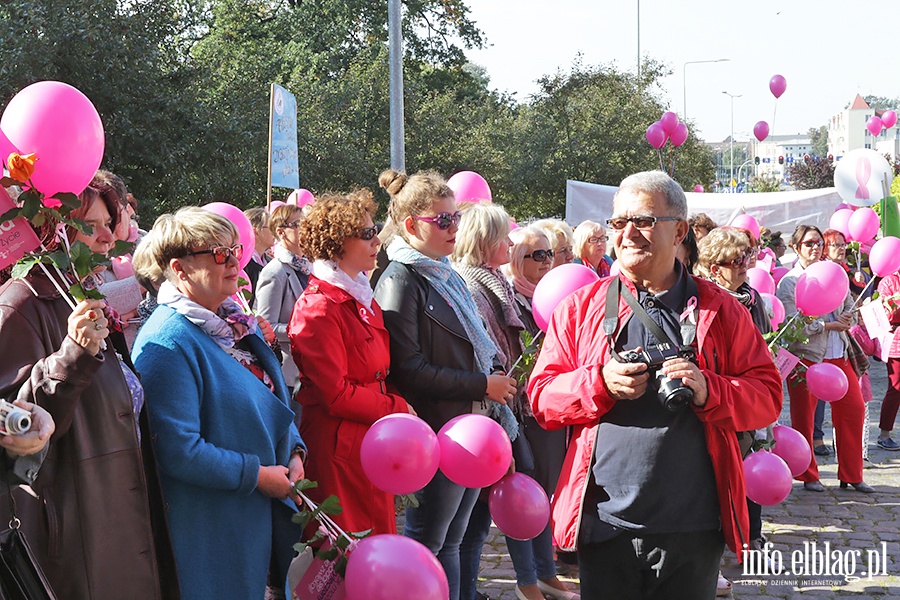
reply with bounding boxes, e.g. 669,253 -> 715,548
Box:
506,522 -> 557,586
404,470 -> 479,600
459,499 -> 493,600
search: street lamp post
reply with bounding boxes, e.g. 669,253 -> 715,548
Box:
722,91 -> 742,188
682,59 -> 729,119
636,0 -> 641,79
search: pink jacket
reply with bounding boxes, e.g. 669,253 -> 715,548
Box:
877,273 -> 900,358
528,275 -> 782,557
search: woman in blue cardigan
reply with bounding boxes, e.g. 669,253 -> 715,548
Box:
133,207 -> 305,600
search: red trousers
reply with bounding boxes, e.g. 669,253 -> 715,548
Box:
880,357 -> 900,432
788,357 -> 864,484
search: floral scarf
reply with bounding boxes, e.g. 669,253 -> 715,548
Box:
274,243 -> 311,276
157,280 -> 274,392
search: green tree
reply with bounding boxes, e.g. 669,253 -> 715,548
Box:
808,125 -> 828,158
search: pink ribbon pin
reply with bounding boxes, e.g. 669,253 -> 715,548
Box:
855,157 -> 871,200
680,296 -> 698,324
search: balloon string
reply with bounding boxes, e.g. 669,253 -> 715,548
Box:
505,331 -> 544,377
670,147 -> 678,178
299,491 -> 352,544
657,148 -> 664,172
772,100 -> 778,138
851,277 -> 877,309
767,311 -> 802,351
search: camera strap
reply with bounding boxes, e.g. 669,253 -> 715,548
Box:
603,276 -> 699,359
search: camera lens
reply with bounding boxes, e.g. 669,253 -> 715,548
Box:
3,408 -> 31,435
656,374 -> 693,412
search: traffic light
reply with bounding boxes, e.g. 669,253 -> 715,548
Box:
755,156 -> 760,165
778,156 -> 784,165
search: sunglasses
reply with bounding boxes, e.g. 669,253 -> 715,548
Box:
413,211 -> 462,230
281,220 -> 302,229
827,242 -> 848,250
716,250 -> 752,269
186,243 -> 244,265
589,236 -> 609,244
524,249 -> 555,262
606,216 -> 682,230
358,226 -> 378,241
801,240 -> 824,249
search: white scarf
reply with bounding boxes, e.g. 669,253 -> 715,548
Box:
312,260 -> 374,310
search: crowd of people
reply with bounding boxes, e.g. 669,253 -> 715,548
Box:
0,165 -> 896,600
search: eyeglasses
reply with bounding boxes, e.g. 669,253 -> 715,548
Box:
524,249 -> 555,262
281,220 -> 302,229
827,242 -> 848,250
801,240 -> 824,249
413,211 -> 462,230
185,244 -> 244,265
716,250 -> 752,269
589,236 -> 609,244
606,216 -> 682,230
358,226 -> 378,241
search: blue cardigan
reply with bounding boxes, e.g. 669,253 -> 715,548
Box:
133,305 -> 304,600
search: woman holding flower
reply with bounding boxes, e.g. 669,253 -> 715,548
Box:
0,182 -> 179,600
132,207 -> 305,599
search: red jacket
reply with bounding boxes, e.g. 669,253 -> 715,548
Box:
527,275 -> 782,557
288,277 -> 410,535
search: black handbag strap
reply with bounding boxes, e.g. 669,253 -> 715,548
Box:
5,477 -> 18,531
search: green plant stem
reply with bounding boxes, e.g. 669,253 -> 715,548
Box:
767,312 -> 803,351
506,330 -> 544,377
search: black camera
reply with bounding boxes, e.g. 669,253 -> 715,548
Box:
616,343 -> 696,412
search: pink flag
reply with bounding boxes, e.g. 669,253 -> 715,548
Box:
0,187 -> 41,272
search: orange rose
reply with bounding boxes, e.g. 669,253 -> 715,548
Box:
7,152 -> 37,183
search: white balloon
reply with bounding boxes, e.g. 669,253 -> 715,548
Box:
833,148 -> 893,207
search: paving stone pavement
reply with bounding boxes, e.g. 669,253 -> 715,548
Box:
472,357 -> 900,599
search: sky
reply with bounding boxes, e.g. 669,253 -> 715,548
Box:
461,0 -> 900,143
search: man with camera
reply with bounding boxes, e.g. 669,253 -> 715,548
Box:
528,171 -> 782,599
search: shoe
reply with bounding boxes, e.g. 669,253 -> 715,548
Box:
537,580 -> 581,600
840,481 -> 875,493
803,481 -> 826,492
877,437 -> 900,451
476,593 -> 491,600
716,572 -> 732,597
814,444 -> 832,456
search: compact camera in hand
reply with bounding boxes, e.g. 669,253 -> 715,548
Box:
0,400 -> 32,436
616,343 -> 697,412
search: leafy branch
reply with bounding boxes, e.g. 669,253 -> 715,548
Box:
509,330 -> 544,385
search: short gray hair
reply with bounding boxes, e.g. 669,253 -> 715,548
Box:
614,170 -> 687,219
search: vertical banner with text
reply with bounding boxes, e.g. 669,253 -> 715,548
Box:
269,83 -> 300,191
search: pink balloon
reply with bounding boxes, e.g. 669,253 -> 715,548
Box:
760,292 -> 785,328
771,266 -> 789,285
0,81 -> 105,199
126,221 -> 140,243
867,116 -> 884,137
360,414 -> 440,495
231,268 -> 252,304
769,74 -> 787,99
609,260 -> 620,277
202,202 -> 255,270
744,451 -> 792,506
488,473 -> 550,541
0,128 -> 16,167
345,535 -> 448,600
268,200 -> 286,213
532,263 -> 601,332
794,261 -> 850,316
286,188 -> 315,207
806,362 -> 849,402
869,236 -> 900,276
437,415 -> 512,489
730,214 -> 761,241
645,122 -> 667,149
753,121 -> 770,142
847,207 -> 880,242
746,267 -> 775,295
659,111 -> 680,135
509,219 -> 519,231
829,208 -> 854,240
447,171 -> 492,204
693,185 -> 705,193
772,425 -> 812,477
835,202 -> 852,211
670,122 -> 689,147
111,255 -> 135,281
883,110 -> 898,129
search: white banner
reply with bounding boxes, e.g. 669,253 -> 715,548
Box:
565,180 -> 843,236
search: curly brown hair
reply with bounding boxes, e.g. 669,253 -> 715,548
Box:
300,190 -> 377,261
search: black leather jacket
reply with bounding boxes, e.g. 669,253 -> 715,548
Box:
374,261 -> 494,432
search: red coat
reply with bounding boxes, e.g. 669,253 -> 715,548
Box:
527,275 -> 782,558
288,277 -> 409,535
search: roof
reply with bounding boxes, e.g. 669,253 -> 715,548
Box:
850,94 -> 870,110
